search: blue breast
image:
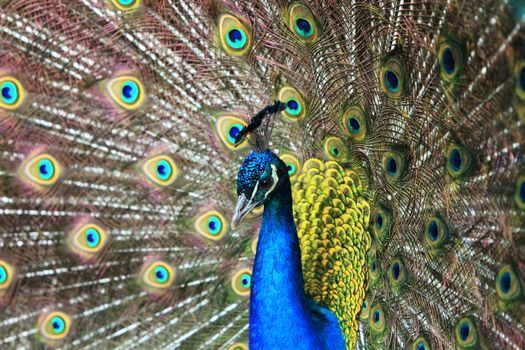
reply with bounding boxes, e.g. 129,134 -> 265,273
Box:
248,180 -> 345,350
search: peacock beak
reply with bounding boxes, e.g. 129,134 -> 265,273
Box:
231,194 -> 258,229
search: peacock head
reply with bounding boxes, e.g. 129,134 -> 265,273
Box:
231,150 -> 288,228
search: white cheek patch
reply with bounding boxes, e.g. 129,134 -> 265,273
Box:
250,180 -> 259,201
264,165 -> 279,199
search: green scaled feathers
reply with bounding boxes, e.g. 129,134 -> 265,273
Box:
293,159 -> 371,349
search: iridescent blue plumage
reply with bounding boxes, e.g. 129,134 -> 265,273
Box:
235,151 -> 345,349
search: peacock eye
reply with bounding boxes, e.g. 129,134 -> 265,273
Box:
411,337 -> 430,350
215,116 -> 248,150
140,260 -> 175,291
280,154 -> 301,180
0,260 -> 14,291
218,14 -> 251,56
20,153 -> 61,188
194,210 -> 228,240
445,144 -> 473,179
278,86 -> 306,121
371,205 -> 391,244
369,304 -> 386,334
226,28 -> 247,50
388,258 -> 407,293
68,222 -> 108,259
438,37 -> 464,82
0,76 -> 25,110
359,298 -> 370,321
342,106 -> 367,141
514,175 -> 525,210
495,265 -> 522,301
380,58 -> 405,98
424,214 -> 449,250
231,268 -> 252,297
289,4 -> 318,42
104,75 -> 145,110
454,317 -> 478,348
382,150 -> 406,181
323,136 -> 349,162
140,155 -> 178,187
368,254 -> 381,283
38,311 -> 71,341
285,99 -> 302,116
259,177 -> 273,190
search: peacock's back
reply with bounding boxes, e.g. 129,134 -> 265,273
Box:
0,0 -> 524,349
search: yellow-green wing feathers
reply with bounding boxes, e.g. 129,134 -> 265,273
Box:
292,159 -> 371,349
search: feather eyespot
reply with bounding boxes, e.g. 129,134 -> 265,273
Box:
195,210 -> 228,240
0,76 -> 25,110
379,58 -> 406,99
438,38 -> 464,82
38,311 -> 71,342
207,216 -> 222,235
110,0 -> 141,11
231,268 -> 252,297
20,153 -> 61,188
68,223 -> 108,259
411,337 -> 430,350
445,144 -> 473,179
0,260 -> 14,291
454,317 -> 478,348
424,215 -> 449,249
382,151 -> 406,181
104,76 -> 145,110
287,163 -> 296,175
280,154 -> 301,180
218,14 -> 251,56
388,258 -> 406,292
228,124 -> 243,143
359,298 -> 370,321
380,59 -> 405,98
342,106 -> 367,141
286,99 -> 302,116
368,255 -> 380,283
323,136 -> 349,162
215,116 -> 248,150
371,206 -> 391,244
495,265 -> 522,302
289,4 -> 318,42
278,86 -> 306,121
369,304 -> 386,334
250,236 -> 258,254
384,71 -> 399,92
140,260 -> 175,292
140,155 -> 178,187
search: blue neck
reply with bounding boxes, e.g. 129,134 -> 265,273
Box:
249,178 -> 324,349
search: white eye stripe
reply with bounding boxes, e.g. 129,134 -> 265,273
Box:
264,165 -> 279,198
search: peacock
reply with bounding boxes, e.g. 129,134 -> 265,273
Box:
0,0 -> 524,348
